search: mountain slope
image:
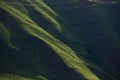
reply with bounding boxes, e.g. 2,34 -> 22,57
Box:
0,0 -> 119,80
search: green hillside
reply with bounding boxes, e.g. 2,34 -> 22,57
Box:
0,0 -> 120,80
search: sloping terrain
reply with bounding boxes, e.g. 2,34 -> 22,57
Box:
0,0 -> 120,80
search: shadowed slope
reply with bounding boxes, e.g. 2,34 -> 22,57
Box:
0,0 -> 119,80
0,0 -> 100,80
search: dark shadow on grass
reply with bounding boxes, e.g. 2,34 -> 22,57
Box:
0,9 -> 87,80
0,34 -> 86,80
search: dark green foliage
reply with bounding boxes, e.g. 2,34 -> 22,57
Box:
0,0 -> 120,80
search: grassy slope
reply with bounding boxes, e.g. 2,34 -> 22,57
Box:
0,23 -> 12,47
0,0 -> 118,80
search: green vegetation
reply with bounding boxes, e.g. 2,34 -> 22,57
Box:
0,23 -> 15,48
0,0 -> 119,80
0,74 -> 33,80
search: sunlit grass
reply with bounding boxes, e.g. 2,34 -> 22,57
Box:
0,74 -> 34,80
27,0 -> 62,32
32,0 -> 58,16
0,74 -> 48,80
0,0 -> 104,80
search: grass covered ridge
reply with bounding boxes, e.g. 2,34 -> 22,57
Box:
0,0 -> 118,80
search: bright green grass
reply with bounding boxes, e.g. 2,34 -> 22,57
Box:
27,0 -> 62,32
